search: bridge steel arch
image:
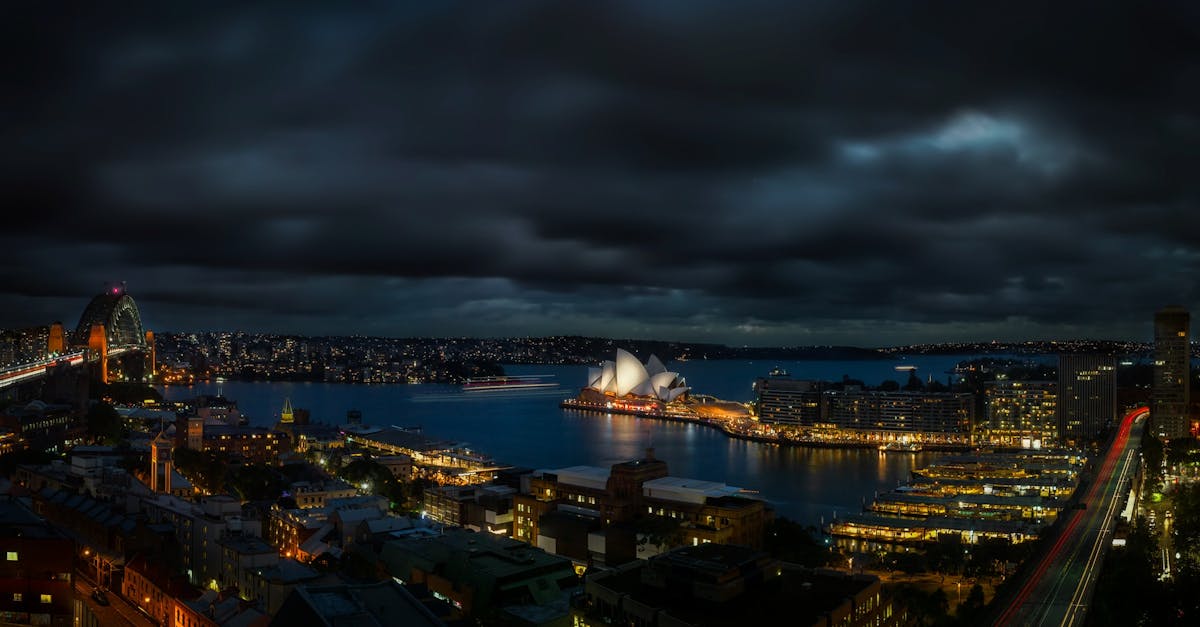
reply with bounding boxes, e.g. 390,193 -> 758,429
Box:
71,291 -> 148,350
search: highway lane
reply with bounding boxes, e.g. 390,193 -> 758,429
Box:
991,407 -> 1147,626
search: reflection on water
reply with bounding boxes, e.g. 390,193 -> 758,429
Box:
159,358 -> 980,525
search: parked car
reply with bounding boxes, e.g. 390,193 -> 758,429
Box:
91,590 -> 109,606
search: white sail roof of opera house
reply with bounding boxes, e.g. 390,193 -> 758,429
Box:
586,349 -> 690,402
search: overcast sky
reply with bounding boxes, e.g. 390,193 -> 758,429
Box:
2,1 -> 1197,347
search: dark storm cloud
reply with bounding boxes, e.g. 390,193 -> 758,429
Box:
1,0 -> 1198,345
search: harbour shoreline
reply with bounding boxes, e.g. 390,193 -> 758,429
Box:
559,399 -> 972,452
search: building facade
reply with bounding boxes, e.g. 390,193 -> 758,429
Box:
754,377 -> 824,426
986,381 -> 1058,446
823,390 -> 974,442
1057,354 -> 1116,445
755,379 -> 974,443
0,498 -> 74,627
513,451 -> 770,567
1153,306 -> 1191,440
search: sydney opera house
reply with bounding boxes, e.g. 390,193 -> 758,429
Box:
576,349 -> 691,409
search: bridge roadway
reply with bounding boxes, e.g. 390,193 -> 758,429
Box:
0,346 -> 136,390
990,407 -> 1147,626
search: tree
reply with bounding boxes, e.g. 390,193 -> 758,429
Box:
635,516 -> 685,554
764,517 -> 835,567
100,382 -> 163,405
228,464 -> 286,502
173,448 -> 229,494
85,401 -> 123,444
893,584 -> 950,626
955,584 -> 985,623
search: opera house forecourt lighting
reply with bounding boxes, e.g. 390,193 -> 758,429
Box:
580,349 -> 691,406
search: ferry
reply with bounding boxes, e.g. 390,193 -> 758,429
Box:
879,441 -> 923,453
462,375 -> 559,392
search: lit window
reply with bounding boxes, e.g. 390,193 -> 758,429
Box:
40,594 -> 52,603
5,551 -> 16,561
12,593 -> 21,601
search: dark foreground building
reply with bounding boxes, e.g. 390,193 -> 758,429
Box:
581,543 -> 904,627
0,497 -> 74,627
271,579 -> 445,627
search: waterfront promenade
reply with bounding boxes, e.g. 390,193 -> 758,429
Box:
560,398 -> 972,452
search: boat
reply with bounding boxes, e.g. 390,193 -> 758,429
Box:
462,375 -> 559,392
768,366 -> 790,377
879,441 -> 923,453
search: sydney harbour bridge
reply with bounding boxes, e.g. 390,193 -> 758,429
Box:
0,284 -> 156,397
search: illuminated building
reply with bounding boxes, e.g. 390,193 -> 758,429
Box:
577,349 -> 690,405
1153,306 -> 1191,439
185,415 -> 203,450
830,513 -> 1036,546
754,377 -> 824,426
289,480 -> 357,509
374,455 -> 412,480
0,401 -> 76,454
822,390 -> 974,442
422,484 -> 515,534
190,394 -> 244,426
265,505 -> 327,560
903,475 -> 1075,499
122,553 -> 200,627
200,425 -> 290,463
868,492 -> 1059,523
986,380 -> 1058,446
512,449 -> 770,567
755,376 -> 973,442
1056,354 -> 1115,444
175,588 -> 268,627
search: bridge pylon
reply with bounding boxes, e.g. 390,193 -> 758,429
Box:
48,322 -> 65,355
145,330 -> 156,379
88,324 -> 108,385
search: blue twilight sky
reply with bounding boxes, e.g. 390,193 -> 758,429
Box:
1,1 -> 1197,347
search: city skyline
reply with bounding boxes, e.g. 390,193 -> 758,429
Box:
2,2 -> 1197,346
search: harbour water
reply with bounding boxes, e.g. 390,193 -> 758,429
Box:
157,354 -> 1041,525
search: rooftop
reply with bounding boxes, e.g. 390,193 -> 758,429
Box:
540,466 -> 610,491
278,580 -> 444,627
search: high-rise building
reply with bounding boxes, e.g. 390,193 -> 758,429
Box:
754,377 -> 824,426
986,380 -> 1058,446
1153,306 -> 1191,440
1057,354 -> 1116,445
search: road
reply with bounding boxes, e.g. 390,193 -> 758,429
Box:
74,569 -> 156,627
990,406 -> 1147,626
